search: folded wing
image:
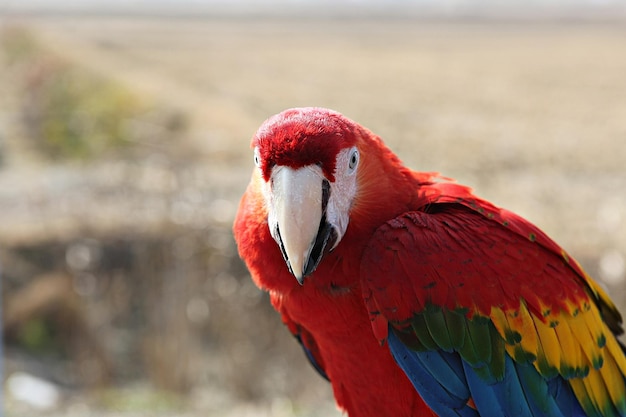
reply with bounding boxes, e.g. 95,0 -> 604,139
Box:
362,202 -> 626,417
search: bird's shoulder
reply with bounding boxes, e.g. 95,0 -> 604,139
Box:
360,189 -> 620,333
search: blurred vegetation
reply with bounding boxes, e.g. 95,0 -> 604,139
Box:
17,317 -> 56,353
96,386 -> 184,413
23,65 -> 139,160
1,25 -> 39,63
1,26 -> 163,161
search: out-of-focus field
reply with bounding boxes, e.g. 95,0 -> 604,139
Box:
1,15 -> 626,416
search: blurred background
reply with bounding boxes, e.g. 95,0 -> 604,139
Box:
1,1 -> 626,416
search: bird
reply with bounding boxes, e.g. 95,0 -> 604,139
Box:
233,107 -> 626,417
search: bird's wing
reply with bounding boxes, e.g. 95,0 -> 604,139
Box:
294,324 -> 330,381
361,202 -> 626,417
272,295 -> 330,381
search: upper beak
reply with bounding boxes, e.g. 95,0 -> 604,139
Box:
270,166 -> 337,284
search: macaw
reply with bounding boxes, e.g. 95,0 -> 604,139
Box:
233,107 -> 626,417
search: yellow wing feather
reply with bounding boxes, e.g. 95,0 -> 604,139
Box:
568,309 -> 604,369
600,353 -> 626,412
570,377 -> 597,415
489,293 -> 626,417
517,302 -> 539,355
585,367 -> 611,416
533,312 -> 561,375
552,313 -> 585,376
607,334 -> 626,376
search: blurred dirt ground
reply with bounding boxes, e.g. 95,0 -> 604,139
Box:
1,15 -> 626,416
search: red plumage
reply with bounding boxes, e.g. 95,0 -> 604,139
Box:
254,107 -> 358,181
233,107 -> 625,417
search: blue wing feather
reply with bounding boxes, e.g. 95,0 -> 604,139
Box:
490,355 -> 536,417
388,329 -> 479,417
415,349 -> 470,402
388,325 -> 588,417
295,333 -> 329,381
462,359 -> 508,416
547,377 -> 587,417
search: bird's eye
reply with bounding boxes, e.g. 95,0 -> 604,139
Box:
254,148 -> 261,167
348,148 -> 359,173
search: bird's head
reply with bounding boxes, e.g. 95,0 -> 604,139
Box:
251,107 -> 372,285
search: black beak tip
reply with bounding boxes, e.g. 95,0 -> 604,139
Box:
303,221 -> 338,279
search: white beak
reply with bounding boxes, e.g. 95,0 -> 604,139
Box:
269,166 -> 334,284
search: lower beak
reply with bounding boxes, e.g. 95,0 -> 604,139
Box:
270,166 -> 337,284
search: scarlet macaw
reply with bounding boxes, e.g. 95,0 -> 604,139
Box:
233,107 -> 626,417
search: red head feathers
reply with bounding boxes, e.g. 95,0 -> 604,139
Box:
253,107 -> 360,182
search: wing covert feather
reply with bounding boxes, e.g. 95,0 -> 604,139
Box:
361,204 -> 626,417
